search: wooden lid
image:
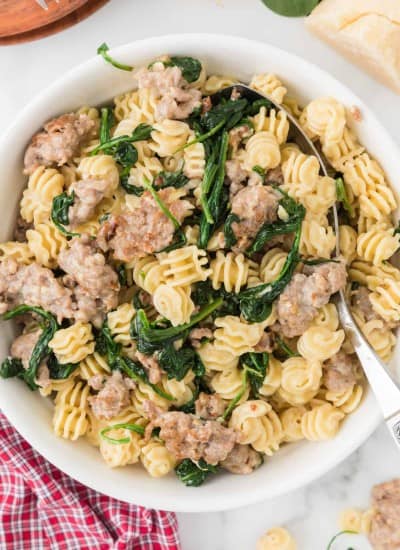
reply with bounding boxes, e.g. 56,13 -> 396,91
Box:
0,0 -> 109,44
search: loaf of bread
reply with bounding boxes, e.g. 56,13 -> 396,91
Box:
306,0 -> 400,94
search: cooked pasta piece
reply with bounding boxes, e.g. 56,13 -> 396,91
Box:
229,400 -> 283,455
213,316 -> 267,356
252,107 -> 289,144
26,222 -> 67,268
53,379 -> 90,440
150,119 -> 190,157
356,224 -> 400,266
301,402 -> 345,441
203,74 -> 236,94
20,166 -> 64,225
158,245 -> 212,287
210,251 -> 257,294
49,322 -> 95,364
280,406 -> 307,443
256,527 -> 297,550
140,440 -> 176,477
250,73 -> 287,104
0,242 -> 34,265
244,131 -> 281,171
325,384 -> 364,414
197,342 -> 239,373
153,284 -> 195,326
297,326 -> 345,362
278,357 -> 322,406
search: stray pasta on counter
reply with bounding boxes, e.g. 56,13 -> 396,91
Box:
1,48 -> 399,485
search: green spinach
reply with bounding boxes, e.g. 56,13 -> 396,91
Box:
223,213 -> 240,248
51,192 -> 80,238
165,56 -> 202,83
175,458 -> 219,487
97,43 -> 134,71
198,132 -> 229,248
336,177 -> 354,217
132,298 -> 223,353
100,107 -> 115,144
100,423 -> 145,445
1,305 -> 58,390
239,226 -> 302,322
247,188 -> 305,255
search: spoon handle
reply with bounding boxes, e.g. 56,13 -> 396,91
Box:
386,413 -> 400,450
336,291 -> 400,423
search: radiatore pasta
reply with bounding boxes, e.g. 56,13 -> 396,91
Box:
0,52 -> 399,485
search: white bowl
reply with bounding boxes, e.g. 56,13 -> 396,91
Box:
0,33 -> 392,512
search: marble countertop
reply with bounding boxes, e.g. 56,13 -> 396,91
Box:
1,1 -> 399,548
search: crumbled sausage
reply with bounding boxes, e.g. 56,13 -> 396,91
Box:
202,96 -> 212,114
11,330 -> 41,370
230,87 -> 241,101
225,159 -> 248,199
231,185 -> 279,250
68,178 -> 113,227
144,401 -> 238,465
254,331 -> 275,353
277,261 -> 347,338
88,370 -> 131,420
0,259 -> 74,322
324,351 -> 360,392
302,261 -> 347,306
228,125 -> 253,153
265,166 -> 284,185
97,187 -> 193,261
369,479 -> 400,550
195,392 -> 226,420
14,216 -> 33,242
24,114 -> 96,175
157,87 -> 202,121
135,64 -> 201,120
35,363 -> 50,388
135,351 -> 163,384
352,286 -> 382,323
135,64 -> 184,93
189,327 -> 213,348
59,236 -> 119,326
10,329 -> 50,388
221,444 -> 263,474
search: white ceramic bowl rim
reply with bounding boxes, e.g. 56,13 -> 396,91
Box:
0,33 -> 388,512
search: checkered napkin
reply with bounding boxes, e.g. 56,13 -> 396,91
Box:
0,411 -> 181,550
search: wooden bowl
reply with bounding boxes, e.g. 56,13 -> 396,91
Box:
0,0 -> 109,44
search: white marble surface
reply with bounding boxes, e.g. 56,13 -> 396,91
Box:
1,1 -> 400,548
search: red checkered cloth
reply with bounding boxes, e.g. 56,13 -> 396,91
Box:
0,411 -> 181,550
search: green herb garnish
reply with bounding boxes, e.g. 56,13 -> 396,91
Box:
175,458 -> 218,487
100,423 -> 145,444
97,42 -> 133,71
326,530 -> 357,550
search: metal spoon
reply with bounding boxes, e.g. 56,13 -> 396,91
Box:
211,84 -> 400,448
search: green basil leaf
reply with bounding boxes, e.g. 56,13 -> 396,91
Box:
261,0 -> 321,17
